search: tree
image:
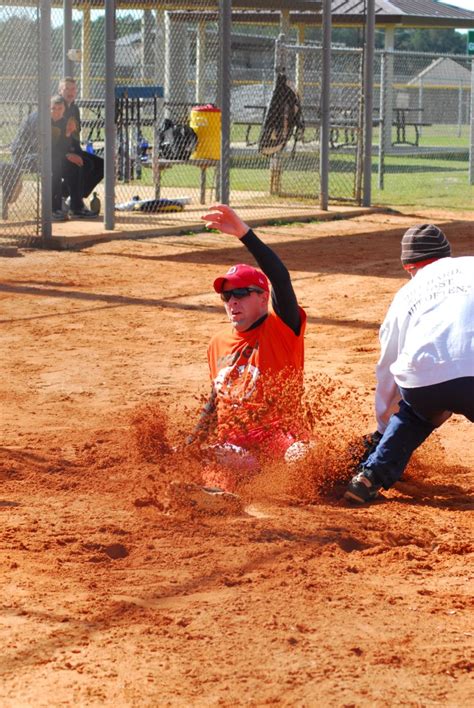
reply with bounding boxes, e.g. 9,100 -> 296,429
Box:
395,28 -> 466,54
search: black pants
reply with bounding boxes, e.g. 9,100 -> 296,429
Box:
81,151 -> 104,197
61,157 -> 85,211
61,150 -> 104,207
52,157 -> 65,211
366,377 -> 474,488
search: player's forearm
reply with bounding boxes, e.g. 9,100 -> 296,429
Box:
241,229 -> 290,284
187,388 -> 217,444
241,229 -> 300,334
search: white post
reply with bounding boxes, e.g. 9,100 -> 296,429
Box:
165,11 -> 189,122
63,0 -> 73,77
296,24 -> 305,99
382,27 -> 395,153
39,0 -> 52,242
104,0 -> 115,230
319,0 -> 331,210
141,10 -> 155,83
457,80 -> 463,138
81,6 -> 91,99
418,78 -> 423,140
195,18 -> 206,104
469,59 -> 474,185
280,9 -> 290,35
154,10 -> 165,80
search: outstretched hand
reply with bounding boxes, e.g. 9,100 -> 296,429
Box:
201,204 -> 250,239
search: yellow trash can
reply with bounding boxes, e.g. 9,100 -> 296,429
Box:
190,104 -> 221,160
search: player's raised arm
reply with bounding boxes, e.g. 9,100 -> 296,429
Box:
202,204 -> 301,335
201,203 -> 250,238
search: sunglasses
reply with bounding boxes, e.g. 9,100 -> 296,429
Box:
220,287 -> 264,302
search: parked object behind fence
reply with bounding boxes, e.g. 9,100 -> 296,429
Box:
258,72 -> 304,156
158,119 -> 198,161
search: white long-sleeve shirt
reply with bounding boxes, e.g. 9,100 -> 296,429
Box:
375,256 -> 474,432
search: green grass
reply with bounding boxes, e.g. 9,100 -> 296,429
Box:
370,124 -> 470,150
130,151 -> 472,209
372,155 -> 473,209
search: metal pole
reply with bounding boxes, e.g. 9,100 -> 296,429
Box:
141,10 -> 154,83
418,78 -> 424,140
377,51 -> 385,190
39,0 -> 52,244
469,58 -> 474,185
382,28 -> 394,155
81,7 -> 91,99
218,0 -> 231,205
104,0 -> 115,230
195,18 -> 206,103
295,24 -> 305,98
319,0 -> 331,210
63,0 -> 73,78
457,80 -> 462,138
362,0 -> 375,207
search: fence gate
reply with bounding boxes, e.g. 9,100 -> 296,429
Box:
0,2 -> 41,246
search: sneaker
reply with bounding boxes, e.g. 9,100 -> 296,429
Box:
52,209 -> 68,221
167,481 -> 243,515
69,206 -> 98,219
344,468 -> 382,504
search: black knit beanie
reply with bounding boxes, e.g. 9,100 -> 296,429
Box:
400,224 -> 451,266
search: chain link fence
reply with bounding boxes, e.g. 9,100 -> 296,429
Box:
0,2 -> 472,246
0,3 -> 41,245
375,49 -> 472,207
229,41 -> 364,204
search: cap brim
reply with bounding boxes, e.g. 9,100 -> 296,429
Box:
213,276 -> 228,293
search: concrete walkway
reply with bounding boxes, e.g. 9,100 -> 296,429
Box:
48,203 -> 389,249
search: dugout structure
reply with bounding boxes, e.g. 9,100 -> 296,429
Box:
0,0 -> 473,246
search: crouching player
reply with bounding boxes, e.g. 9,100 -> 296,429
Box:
345,224 -> 473,504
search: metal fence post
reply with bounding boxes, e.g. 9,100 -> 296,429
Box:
218,0 -> 231,205
319,0 -> 331,210
469,58 -> 474,185
81,7 -> 92,99
39,0 -> 52,245
63,0 -> 73,78
377,51 -> 385,190
104,0 -> 115,230
363,0 -> 375,207
195,18 -> 207,104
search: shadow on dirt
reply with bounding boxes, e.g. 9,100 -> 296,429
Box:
0,282 -> 381,331
91,219 -> 473,279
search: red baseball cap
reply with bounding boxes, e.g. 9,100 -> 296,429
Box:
213,263 -> 269,293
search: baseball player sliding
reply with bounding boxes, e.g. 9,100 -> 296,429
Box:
175,204 -> 310,512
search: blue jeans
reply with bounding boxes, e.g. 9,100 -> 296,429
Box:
365,377 -> 474,489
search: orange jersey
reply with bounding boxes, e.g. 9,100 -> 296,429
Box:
207,308 -> 306,443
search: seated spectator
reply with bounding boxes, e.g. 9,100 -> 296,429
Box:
11,96 -> 97,220
58,77 -> 103,212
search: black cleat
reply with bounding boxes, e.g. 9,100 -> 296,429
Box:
344,469 -> 382,504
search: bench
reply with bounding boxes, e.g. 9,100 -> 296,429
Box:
150,157 -> 219,204
0,162 -> 23,219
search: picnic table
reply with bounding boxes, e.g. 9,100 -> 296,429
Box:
235,103 -> 365,150
392,107 -> 431,147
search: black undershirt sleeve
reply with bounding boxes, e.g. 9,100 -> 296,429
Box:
191,229 -> 301,442
241,229 -> 301,335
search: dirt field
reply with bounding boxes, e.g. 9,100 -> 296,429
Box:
1,208 -> 473,707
